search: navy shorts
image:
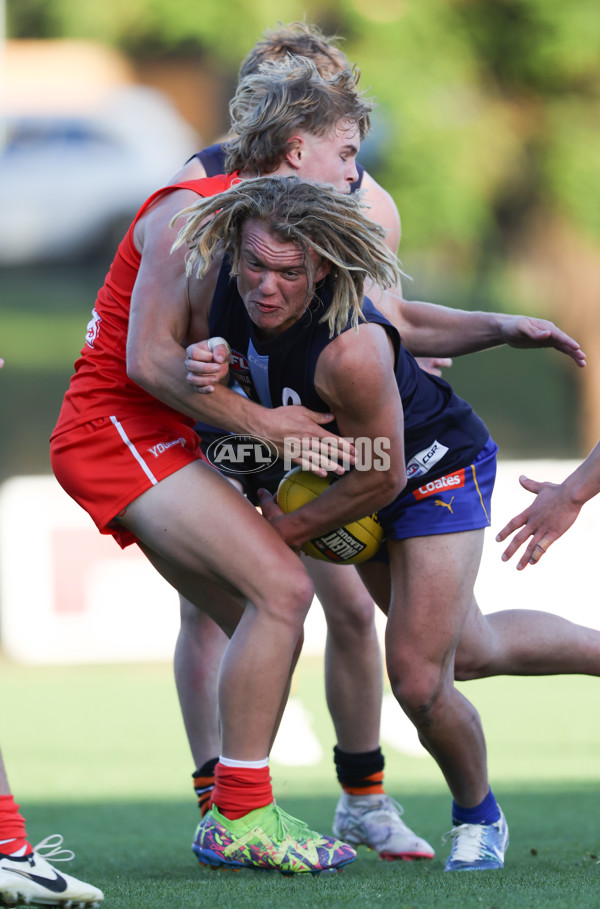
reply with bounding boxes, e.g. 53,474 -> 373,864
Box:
378,436 -> 497,542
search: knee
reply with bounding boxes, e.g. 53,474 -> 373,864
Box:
289,570 -> 314,617
387,656 -> 451,727
324,592 -> 375,643
264,568 -> 314,630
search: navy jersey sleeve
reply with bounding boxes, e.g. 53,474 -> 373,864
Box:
186,144 -> 227,176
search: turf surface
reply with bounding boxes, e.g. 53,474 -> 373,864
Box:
1,656 -> 599,908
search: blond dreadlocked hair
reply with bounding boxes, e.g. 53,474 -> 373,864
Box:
172,176 -> 402,337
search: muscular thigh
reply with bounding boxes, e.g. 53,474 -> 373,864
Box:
118,460 -> 305,607
385,529 -> 485,665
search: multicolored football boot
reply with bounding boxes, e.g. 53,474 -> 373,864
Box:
192,802 -> 356,875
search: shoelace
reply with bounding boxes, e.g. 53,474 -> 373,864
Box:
344,794 -> 407,827
441,823 -> 486,863
271,805 -> 313,841
386,796 -> 406,820
363,795 -> 405,819
32,834 -> 75,863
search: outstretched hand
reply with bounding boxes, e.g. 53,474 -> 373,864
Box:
501,317 -> 586,367
496,475 -> 581,570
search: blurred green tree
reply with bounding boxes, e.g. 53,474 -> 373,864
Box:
7,0 -> 600,448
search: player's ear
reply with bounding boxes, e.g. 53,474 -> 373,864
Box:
285,136 -> 303,171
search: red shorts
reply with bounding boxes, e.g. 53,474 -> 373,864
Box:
50,414 -> 209,548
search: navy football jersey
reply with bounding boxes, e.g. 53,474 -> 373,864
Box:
209,261 -> 489,495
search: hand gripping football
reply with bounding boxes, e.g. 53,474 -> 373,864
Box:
276,467 -> 384,565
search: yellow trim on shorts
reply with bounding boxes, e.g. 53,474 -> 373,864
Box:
470,463 -> 490,523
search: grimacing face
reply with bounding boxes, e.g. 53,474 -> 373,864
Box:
236,219 -> 330,338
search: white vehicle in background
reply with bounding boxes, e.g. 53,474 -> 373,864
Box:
0,85 -> 199,264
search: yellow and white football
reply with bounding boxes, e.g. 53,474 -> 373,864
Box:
276,467 -> 384,565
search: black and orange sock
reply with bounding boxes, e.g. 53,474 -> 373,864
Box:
0,795 -> 32,856
192,757 -> 219,816
212,761 -> 273,820
333,745 -> 385,796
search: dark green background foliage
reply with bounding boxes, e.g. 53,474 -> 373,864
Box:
4,0 -> 599,474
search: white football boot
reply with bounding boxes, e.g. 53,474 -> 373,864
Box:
332,792 -> 435,861
0,834 -> 103,906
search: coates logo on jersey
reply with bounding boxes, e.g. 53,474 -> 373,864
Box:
413,469 -> 465,500
228,350 -> 250,377
85,308 -> 102,347
205,434 -> 279,474
405,440 -> 449,480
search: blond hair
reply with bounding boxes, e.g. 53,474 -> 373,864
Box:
239,21 -> 348,79
173,176 -> 402,337
224,56 -> 371,175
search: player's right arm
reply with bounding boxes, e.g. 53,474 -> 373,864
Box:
261,323 -> 406,549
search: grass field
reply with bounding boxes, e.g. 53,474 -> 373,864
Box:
2,654 -> 599,908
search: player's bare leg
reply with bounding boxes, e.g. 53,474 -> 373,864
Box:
175,596 -> 228,768
177,588 -> 304,812
308,560 -> 383,752
174,473 -> 243,810
455,604 -> 600,680
384,529 -> 508,871
358,558 -> 392,615
119,461 -> 311,759
385,529 -> 489,808
312,557 -> 435,860
358,548 -> 600,682
118,461 -> 355,874
174,596 -> 229,814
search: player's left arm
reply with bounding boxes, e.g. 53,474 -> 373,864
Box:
260,323 -> 406,549
360,171 -> 584,368
372,287 -> 586,367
